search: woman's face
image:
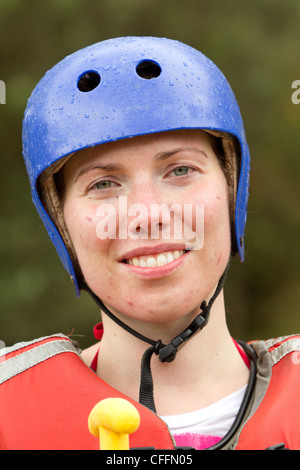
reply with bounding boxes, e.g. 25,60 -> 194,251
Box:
62,130 -> 231,326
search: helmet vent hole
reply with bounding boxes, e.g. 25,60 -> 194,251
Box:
136,60 -> 161,79
77,71 -> 101,92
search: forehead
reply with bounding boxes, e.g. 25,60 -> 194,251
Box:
62,129 -> 213,176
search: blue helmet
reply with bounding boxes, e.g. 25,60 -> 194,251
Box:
22,36 -> 250,296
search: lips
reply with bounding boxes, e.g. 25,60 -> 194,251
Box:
119,244 -> 190,279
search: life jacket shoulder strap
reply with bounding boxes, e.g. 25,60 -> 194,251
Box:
264,334 -> 300,364
235,335 -> 300,450
0,334 -> 80,385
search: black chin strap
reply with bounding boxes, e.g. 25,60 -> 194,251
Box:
84,262 -> 230,414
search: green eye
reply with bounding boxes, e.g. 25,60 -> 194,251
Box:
173,166 -> 189,176
95,180 -> 113,189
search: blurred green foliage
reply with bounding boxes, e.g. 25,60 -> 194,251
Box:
0,0 -> 299,348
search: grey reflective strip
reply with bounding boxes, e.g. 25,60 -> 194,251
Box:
0,338 -> 80,385
0,333 -> 67,358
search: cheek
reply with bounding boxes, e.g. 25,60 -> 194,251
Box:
185,177 -> 229,225
65,202 -> 90,244
203,189 -> 231,254
63,199 -> 110,263
186,177 -> 231,253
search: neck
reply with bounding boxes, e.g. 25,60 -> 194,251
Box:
96,292 -> 249,415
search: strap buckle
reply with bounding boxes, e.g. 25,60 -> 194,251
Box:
158,314 -> 206,363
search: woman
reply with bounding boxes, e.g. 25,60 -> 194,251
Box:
1,36 -> 299,450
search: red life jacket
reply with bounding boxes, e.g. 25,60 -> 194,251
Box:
236,335 -> 300,450
0,335 -> 174,450
1,334 -> 300,450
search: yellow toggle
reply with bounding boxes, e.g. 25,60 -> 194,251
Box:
88,397 -> 141,450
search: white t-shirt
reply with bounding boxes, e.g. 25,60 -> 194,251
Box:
160,385 -> 246,449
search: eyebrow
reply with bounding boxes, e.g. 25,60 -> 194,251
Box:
154,147 -> 208,161
74,164 -> 124,183
74,147 -> 208,183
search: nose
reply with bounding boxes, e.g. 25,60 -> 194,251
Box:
125,181 -> 171,241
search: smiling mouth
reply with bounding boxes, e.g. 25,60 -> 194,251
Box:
122,249 -> 187,268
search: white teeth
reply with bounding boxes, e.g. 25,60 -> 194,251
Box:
167,252 -> 174,263
126,250 -> 185,267
157,254 -> 167,266
145,257 -> 156,267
